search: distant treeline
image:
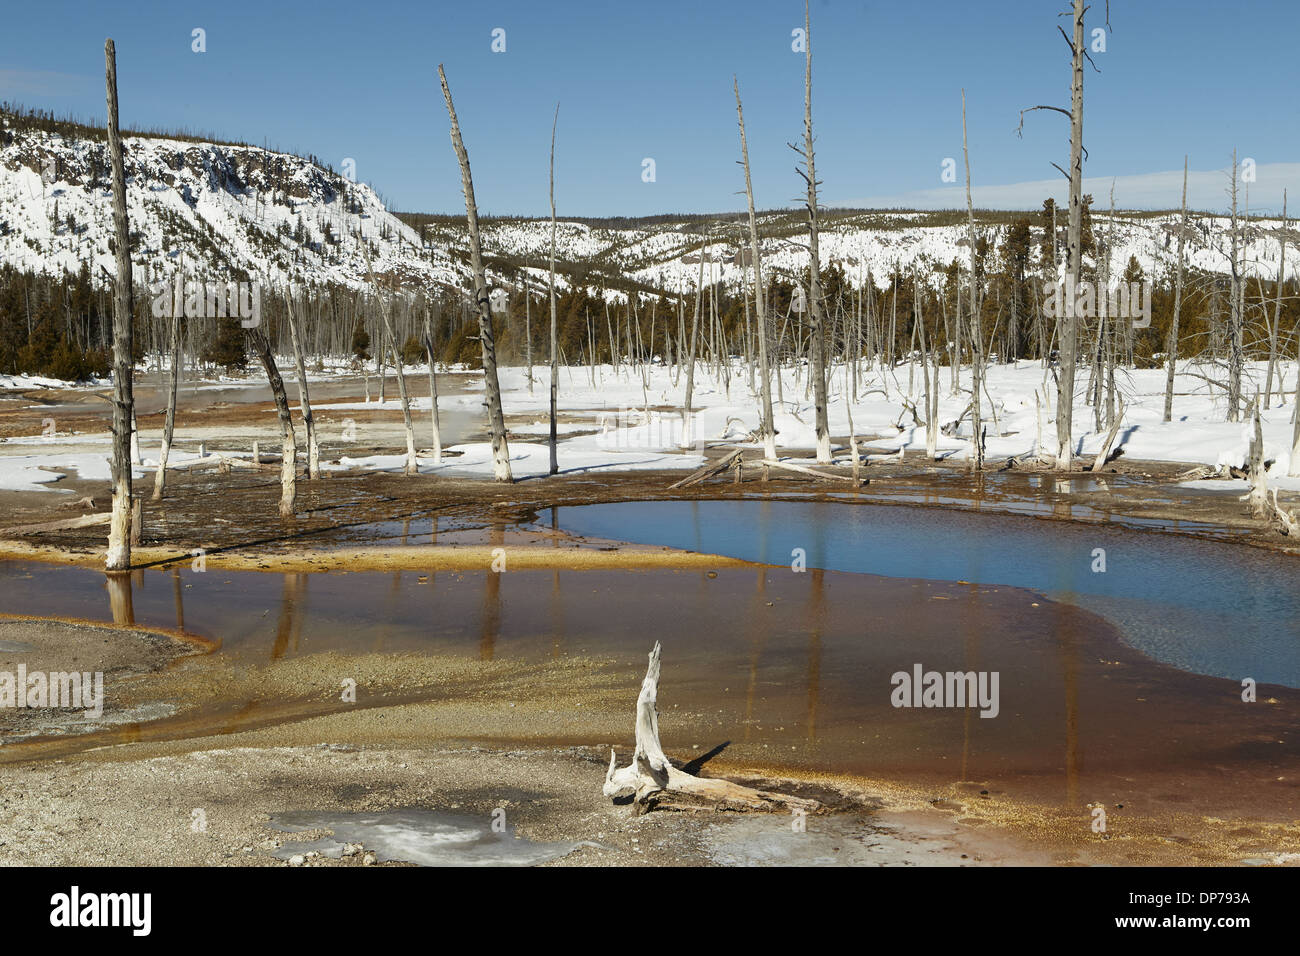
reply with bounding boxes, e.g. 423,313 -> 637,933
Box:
2,197 -> 1295,382
0,102 -> 333,175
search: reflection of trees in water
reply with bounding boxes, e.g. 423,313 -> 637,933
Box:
171,567 -> 184,631
481,521 -> 504,660
743,568 -> 768,743
806,569 -> 824,742
272,573 -> 308,660
106,571 -> 134,625
1056,606 -> 1081,807
960,583 -> 981,784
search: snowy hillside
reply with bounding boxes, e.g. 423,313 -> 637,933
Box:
2,111 -> 1295,303
477,208 -> 1299,299
0,114 -> 465,295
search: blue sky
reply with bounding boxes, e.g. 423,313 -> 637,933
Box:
2,0 -> 1297,215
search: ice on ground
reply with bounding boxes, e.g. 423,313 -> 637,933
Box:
269,809 -> 580,867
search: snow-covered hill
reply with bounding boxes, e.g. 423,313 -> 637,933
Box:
477,208 -> 1299,298
3,112 -> 1295,302
0,115 -> 464,295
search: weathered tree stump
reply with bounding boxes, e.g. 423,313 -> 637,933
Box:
602,642 -> 818,814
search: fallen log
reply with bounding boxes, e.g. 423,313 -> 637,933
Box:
668,448 -> 744,489
603,642 -> 819,814
0,512 -> 110,537
1088,396 -> 1126,472
217,455 -> 281,473
757,458 -> 862,484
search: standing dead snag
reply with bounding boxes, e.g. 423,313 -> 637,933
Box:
547,103 -> 560,476
439,64 -> 512,482
283,288 -> 320,479
423,308 -> 443,464
152,307 -> 180,500
1017,0 -> 1089,470
365,250 -> 418,476
246,326 -> 297,517
797,0 -> 832,464
961,89 -> 983,470
1163,158 -> 1189,423
104,38 -> 134,571
734,77 -> 776,461
1241,400 -> 1299,535
603,642 -> 819,813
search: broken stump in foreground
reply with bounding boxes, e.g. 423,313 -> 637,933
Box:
602,641 -> 819,814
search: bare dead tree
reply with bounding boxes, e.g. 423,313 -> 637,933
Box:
284,287 -> 320,478
439,64 -> 512,482
245,325 -> 297,517
423,306 -> 443,464
795,0 -> 832,463
548,104 -> 560,475
734,77 -> 777,460
961,89 -> 983,470
1227,148 -> 1244,422
152,306 -> 180,500
524,284 -> 534,395
681,247 -> 705,446
104,38 -> 134,571
365,250 -> 418,476
1265,190 -> 1287,407
385,296 -> 418,475
1163,157 -> 1189,422
1292,362 -> 1300,478
1017,0 -> 1089,469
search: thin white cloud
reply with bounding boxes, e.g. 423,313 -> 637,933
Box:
836,163 -> 1300,215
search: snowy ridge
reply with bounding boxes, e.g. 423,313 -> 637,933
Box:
0,118 -> 466,294
2,115 -> 1294,303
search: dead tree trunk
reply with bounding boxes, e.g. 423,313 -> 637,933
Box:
439,64 -> 512,482
246,326 -> 297,517
384,298 -> 418,476
962,89 -> 983,470
151,308 -> 180,500
548,104 -> 560,476
799,0 -> 832,464
524,287 -> 533,395
1022,3 -> 1087,468
1265,191 -> 1287,408
284,288 -> 320,478
735,78 -> 777,461
423,309 -> 443,464
105,38 -> 134,571
1246,397 -> 1268,518
681,249 -> 705,447
1228,148 -> 1244,423
1057,0 -> 1086,470
1292,352 -> 1300,478
1163,158 -> 1189,422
